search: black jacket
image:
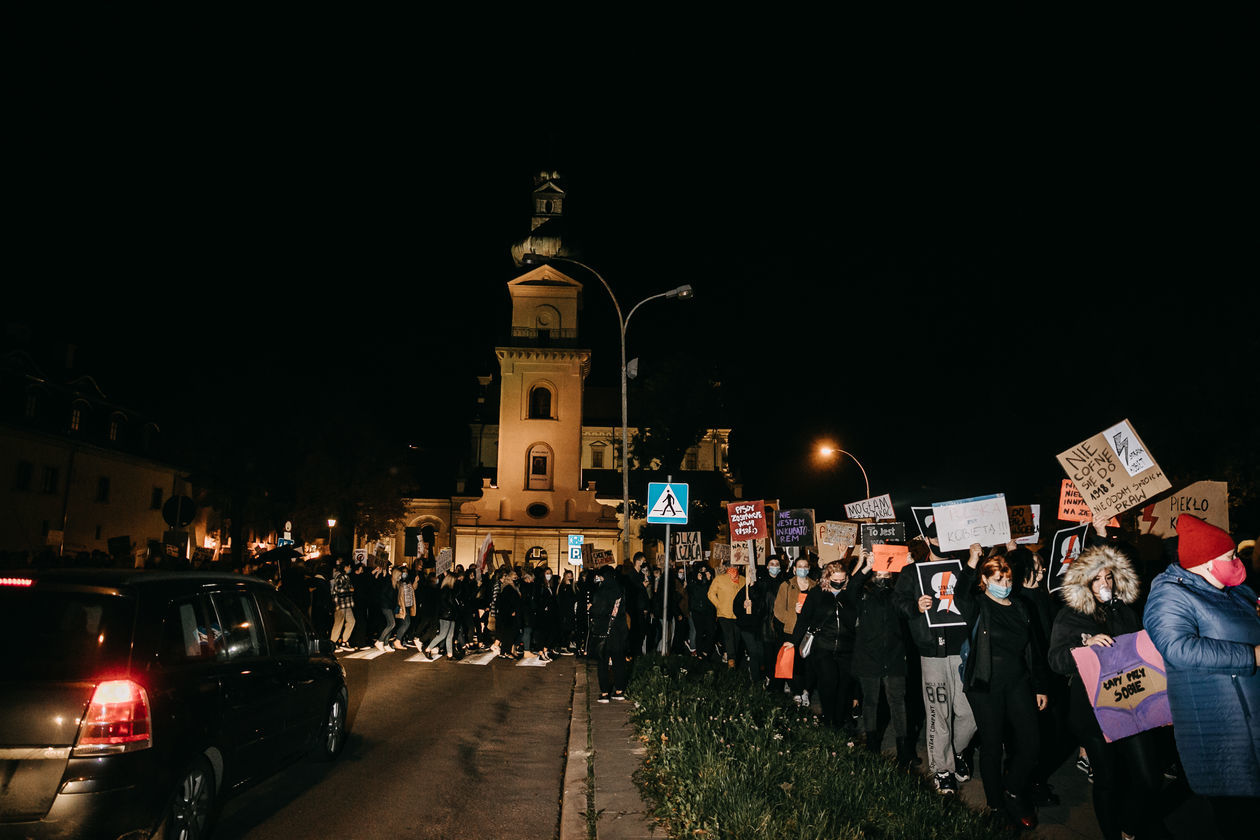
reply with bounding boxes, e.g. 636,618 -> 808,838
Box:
893,559 -> 971,657
589,576 -> 629,645
957,565 -> 1051,694
850,569 -> 909,678
792,584 -> 857,658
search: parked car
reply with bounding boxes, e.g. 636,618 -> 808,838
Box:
0,568 -> 350,839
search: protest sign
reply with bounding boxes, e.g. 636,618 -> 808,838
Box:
711,543 -> 731,566
860,522 -> 905,552
910,507 -> 937,543
728,500 -> 768,540
871,544 -> 911,573
816,521 -> 857,563
774,509 -> 816,547
730,539 -> 765,567
1057,419 -> 1171,522
844,493 -> 895,520
1136,480 -> 1229,538
1071,630 -> 1172,743
671,531 -> 704,563
1008,504 -> 1040,544
1058,479 -> 1119,526
915,559 -> 968,629
436,547 -> 453,576
932,494 -> 1011,553
1047,522 -> 1090,594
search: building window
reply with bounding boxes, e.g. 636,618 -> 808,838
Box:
151,487 -> 164,510
527,443 -> 553,491
14,460 -> 33,491
95,524 -> 103,540
590,445 -> 605,468
96,476 -> 111,503
25,394 -> 38,419
684,450 -> 698,471
42,466 -> 58,494
109,418 -> 120,441
526,504 -> 549,519
528,385 -> 553,419
526,546 -> 548,562
70,407 -> 82,432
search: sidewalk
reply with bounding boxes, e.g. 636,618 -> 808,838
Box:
561,662 -> 661,840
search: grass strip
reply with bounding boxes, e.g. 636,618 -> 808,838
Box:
626,656 -> 1016,840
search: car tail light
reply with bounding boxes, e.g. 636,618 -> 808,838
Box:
0,577 -> 34,586
72,679 -> 153,755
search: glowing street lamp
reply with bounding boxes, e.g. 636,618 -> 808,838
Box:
817,445 -> 870,500
327,518 -> 337,553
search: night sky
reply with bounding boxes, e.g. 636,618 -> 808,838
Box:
9,64 -> 1258,536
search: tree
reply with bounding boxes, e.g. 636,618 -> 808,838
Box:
628,351 -> 725,472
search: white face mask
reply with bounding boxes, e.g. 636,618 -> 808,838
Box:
1098,586 -> 1112,602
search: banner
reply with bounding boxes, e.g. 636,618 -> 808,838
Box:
860,522 -> 905,552
1136,480 -> 1229,538
914,559 -> 968,628
774,509 -> 816,547
1008,504 -> 1040,544
1058,479 -> 1119,526
728,500 -> 768,540
1057,419 -> 1171,521
671,531 -> 704,563
844,493 -> 895,520
1047,522 -> 1090,594
932,494 -> 1011,552
871,544 -> 911,573
436,547 -> 453,576
1071,630 -> 1173,743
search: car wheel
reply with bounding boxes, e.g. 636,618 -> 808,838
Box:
159,756 -> 216,840
317,689 -> 347,760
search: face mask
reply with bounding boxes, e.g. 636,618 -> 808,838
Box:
545,574 -> 552,581
829,578 -> 845,591
873,577 -> 891,589
677,571 -> 686,580
796,568 -> 809,578
1097,586 -> 1113,602
1212,557 -> 1247,587
767,566 -> 780,577
988,583 -> 1012,599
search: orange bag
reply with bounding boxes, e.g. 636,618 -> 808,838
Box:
774,643 -> 795,679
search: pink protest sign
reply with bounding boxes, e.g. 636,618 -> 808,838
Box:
1071,630 -> 1172,743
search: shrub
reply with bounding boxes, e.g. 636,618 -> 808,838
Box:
626,656 -> 1013,840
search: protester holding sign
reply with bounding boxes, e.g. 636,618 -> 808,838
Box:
850,549 -> 916,768
1047,544 -> 1163,840
707,560 -> 746,669
686,563 -> 717,660
956,545 -> 1049,830
774,555 -> 817,706
1144,515 -> 1260,835
792,560 -> 859,737
893,539 -> 978,795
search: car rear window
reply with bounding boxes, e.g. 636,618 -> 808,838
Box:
0,589 -> 134,680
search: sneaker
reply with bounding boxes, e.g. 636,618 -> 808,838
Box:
934,772 -> 957,795
374,640 -> 386,652
425,648 -> 435,660
413,639 -> 423,652
793,695 -> 803,706
954,753 -> 972,783
611,692 -> 626,701
597,694 -> 610,704
800,692 -> 811,708
558,649 -> 574,656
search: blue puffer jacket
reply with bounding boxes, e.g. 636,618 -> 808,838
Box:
1143,562 -> 1260,797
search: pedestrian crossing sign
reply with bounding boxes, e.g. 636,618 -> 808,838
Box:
647,482 -> 689,524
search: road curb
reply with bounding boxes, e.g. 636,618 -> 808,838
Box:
560,662 -> 591,840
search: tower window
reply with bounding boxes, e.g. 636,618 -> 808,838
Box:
527,443 -> 553,491
528,385 -> 553,419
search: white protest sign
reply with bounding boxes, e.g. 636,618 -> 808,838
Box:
932,493 -> 1011,553
844,493 -> 895,520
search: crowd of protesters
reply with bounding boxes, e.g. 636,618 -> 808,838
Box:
239,512 -> 1256,838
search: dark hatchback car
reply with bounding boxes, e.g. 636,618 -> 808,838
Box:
0,569 -> 349,840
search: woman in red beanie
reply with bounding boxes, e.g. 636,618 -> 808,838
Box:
1143,514 -> 1260,835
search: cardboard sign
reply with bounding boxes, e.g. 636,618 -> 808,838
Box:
1058,479 -> 1119,526
711,543 -> 731,566
1007,505 -> 1038,542
1071,630 -> 1172,743
915,559 -> 968,629
910,507 -> 937,543
844,493 -> 895,520
932,494 -> 1011,552
671,531 -> 704,563
871,544 -> 911,573
1057,419 -> 1171,521
1047,522 -> 1090,594
821,521 -> 858,547
730,539 -> 766,567
860,522 -> 906,552
436,547 -> 453,576
774,509 -> 816,547
1136,480 -> 1229,538
728,500 -> 768,540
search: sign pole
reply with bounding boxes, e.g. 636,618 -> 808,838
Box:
661,473 -> 671,656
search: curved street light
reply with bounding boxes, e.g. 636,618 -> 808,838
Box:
817,445 -> 871,500
522,253 -> 694,563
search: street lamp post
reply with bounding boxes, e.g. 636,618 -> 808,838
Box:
522,253 -> 693,563
818,446 -> 871,500
327,518 -> 337,554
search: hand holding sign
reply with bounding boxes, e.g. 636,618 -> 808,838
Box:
871,545 -> 910,573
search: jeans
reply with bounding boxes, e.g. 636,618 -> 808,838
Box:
428,619 -> 455,657
377,607 -> 396,644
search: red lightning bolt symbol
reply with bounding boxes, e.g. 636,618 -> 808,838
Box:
1140,505 -> 1159,534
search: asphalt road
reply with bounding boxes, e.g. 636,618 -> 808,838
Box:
214,648 -> 580,840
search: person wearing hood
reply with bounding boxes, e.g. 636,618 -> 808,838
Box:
1049,542 -> 1162,840
850,548 -> 916,768
687,563 -> 717,659
589,564 -> 630,702
1143,514 -> 1260,835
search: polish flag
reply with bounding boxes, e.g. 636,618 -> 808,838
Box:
477,533 -> 494,582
